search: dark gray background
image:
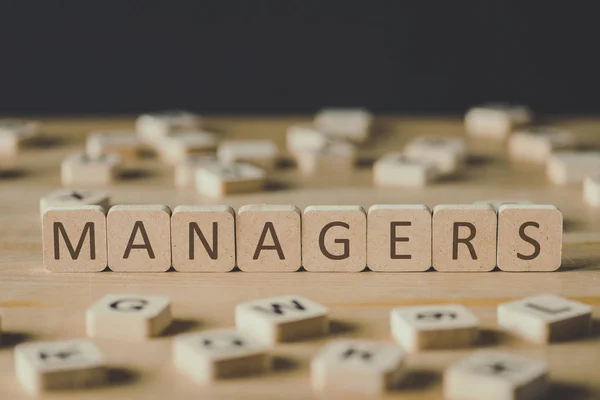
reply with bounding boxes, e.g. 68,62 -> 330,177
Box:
1,2 -> 599,115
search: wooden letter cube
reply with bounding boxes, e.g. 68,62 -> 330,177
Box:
314,108 -> 372,143
404,136 -> 467,175
465,103 -> 532,139
547,151 -> 600,185
86,131 -> 142,160
61,153 -> 121,186
40,189 -> 110,218
217,140 -> 279,170
171,205 -> 236,272
311,339 -> 406,395
432,204 -> 497,272
15,339 -> 106,395
195,162 -> 266,198
374,152 -> 438,187
508,127 -> 576,163
497,204 -> 562,272
235,295 -> 329,344
173,329 -> 269,383
157,131 -> 218,164
391,304 -> 479,352
107,205 -> 172,272
497,294 -> 592,344
367,205 -> 432,272
0,119 -> 40,156
302,205 -> 366,272
174,155 -> 217,188
237,205 -> 301,272
286,124 -> 328,153
136,110 -> 202,142
294,140 -> 356,176
42,206 -> 107,272
444,351 -> 548,400
86,293 -> 172,340
584,173 -> 600,207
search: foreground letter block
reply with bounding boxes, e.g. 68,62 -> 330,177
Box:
86,131 -> 142,160
373,152 -> 438,187
61,153 -> 121,186
497,205 -> 562,272
107,205 -> 172,272
217,140 -> 279,170
86,293 -> 172,340
40,189 -> 110,217
314,108 -> 372,143
391,304 -> 479,352
547,151 -> 600,185
171,205 -> 236,272
42,206 -> 107,272
464,103 -> 532,140
294,140 -> 356,176
196,162 -> 266,198
404,136 -> 467,175
584,173 -> 600,207
311,339 -> 406,395
444,351 -> 548,400
173,329 -> 269,384
508,127 -> 576,163
15,339 -> 106,395
432,204 -> 497,272
367,205 -> 431,272
498,294 -> 591,344
302,205 -> 366,272
237,205 -> 301,272
235,295 -> 329,344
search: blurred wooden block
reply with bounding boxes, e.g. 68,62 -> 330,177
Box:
294,140 -> 356,176
0,119 -> 40,156
314,108 -> 372,143
583,173 -> 600,206
444,351 -> 548,400
509,127 -> 576,163
158,131 -> 218,164
237,205 -> 301,272
311,339 -> 406,395
86,293 -> 172,340
235,294 -> 328,344
391,304 -> 479,352
547,151 -> 600,185
373,152 -> 438,187
497,204 -> 562,272
498,294 -> 591,344
42,205 -> 107,272
367,204 -> 432,272
286,124 -> 328,153
465,103 -> 532,139
107,205 -> 172,272
136,110 -> 201,142
302,205 -> 366,272
171,205 -> 236,272
15,339 -> 106,395
174,155 -> 217,188
40,189 -> 110,216
195,162 -> 266,198
217,140 -> 279,170
432,204 -> 497,272
404,136 -> 467,175
86,131 -> 142,160
173,328 -> 269,384
61,153 -> 121,187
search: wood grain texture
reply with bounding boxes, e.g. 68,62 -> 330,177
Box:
1,116 -> 600,399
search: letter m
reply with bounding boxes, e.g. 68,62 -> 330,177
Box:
53,222 -> 96,260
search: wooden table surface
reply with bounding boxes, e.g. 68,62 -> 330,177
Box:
1,116 -> 599,400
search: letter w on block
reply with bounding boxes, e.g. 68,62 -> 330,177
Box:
42,206 -> 107,272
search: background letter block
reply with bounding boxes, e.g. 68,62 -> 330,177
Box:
367,204 -> 432,272
497,204 -> 562,272
196,162 -> 266,198
432,204 -> 497,272
171,205 -> 235,272
404,136 -> 467,175
464,103 -> 532,140
173,329 -> 269,383
294,140 -> 356,177
107,205 -> 172,272
374,152 -> 438,187
498,294 -> 591,344
584,173 -> 600,207
42,205 -> 107,272
302,205 -> 366,272
311,339 -> 406,395
40,189 -> 110,217
235,295 -> 328,344
61,153 -> 121,187
508,127 -> 576,164
86,131 -> 142,160
314,108 -> 372,143
15,339 -> 106,395
391,304 -> 479,352
444,351 -> 548,400
136,110 -> 202,142
546,151 -> 600,185
237,204 -> 301,272
86,293 -> 172,340
217,140 -> 279,170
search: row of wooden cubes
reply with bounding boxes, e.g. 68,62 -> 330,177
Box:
42,203 -> 562,273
